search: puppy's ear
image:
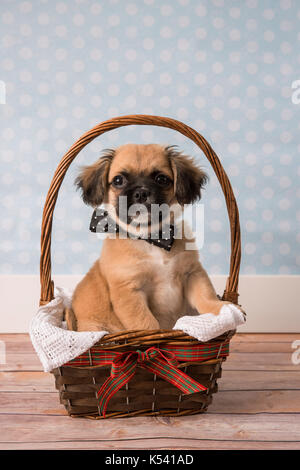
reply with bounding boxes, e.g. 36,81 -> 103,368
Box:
75,148 -> 115,206
166,145 -> 208,205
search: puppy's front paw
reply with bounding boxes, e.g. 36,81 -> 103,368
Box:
219,303 -> 246,323
143,317 -> 160,331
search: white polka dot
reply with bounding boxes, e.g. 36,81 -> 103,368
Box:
19,94 -> 32,106
244,266 -> 256,274
262,232 -> 273,243
90,26 -> 103,39
210,198 -> 222,210
143,60 -> 154,72
38,13 -> 50,25
246,19 -> 257,31
108,37 -> 119,49
279,243 -> 290,255
228,120 -> 240,132
19,47 -> 33,60
245,220 -> 256,232
229,74 -> 241,86
228,142 -> 240,155
126,3 -> 138,15
261,254 -> 273,266
20,2 -> 33,13
212,62 -> 223,74
279,220 -> 291,232
264,30 -> 275,42
245,109 -> 258,121
230,7 -> 240,18
281,42 -> 292,54
2,58 -> 14,71
178,38 -> 190,51
143,38 -> 154,50
210,107 -> 223,120
230,29 -> 241,41
194,73 -> 207,86
262,210 -> 273,221
262,187 -> 274,199
210,243 -> 222,254
178,61 -> 189,73
262,165 -> 274,177
263,9 -> 275,20
212,39 -> 224,51
20,117 -> 32,129
124,95 -> 136,108
246,131 -> 257,143
263,120 -> 276,132
245,153 -> 256,165
160,26 -> 173,38
212,17 -> 224,29
281,109 -> 293,121
160,72 -> 172,85
245,243 -> 256,255
195,51 -> 206,62
264,75 -> 275,86
177,84 -> 189,97
195,97 -> 206,109
280,154 -> 292,165
246,63 -> 258,74
210,220 -> 222,232
195,4 -> 206,16
245,198 -> 256,210
279,176 -> 291,188
141,84 -> 153,96
280,132 -> 292,143
228,165 -> 239,177
262,143 -> 275,154
160,96 -> 171,108
178,16 -> 189,27
280,0 -> 291,9
210,86 -> 223,99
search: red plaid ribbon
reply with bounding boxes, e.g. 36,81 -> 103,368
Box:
65,341 -> 229,417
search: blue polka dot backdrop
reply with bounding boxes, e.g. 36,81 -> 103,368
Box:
0,0 -> 299,275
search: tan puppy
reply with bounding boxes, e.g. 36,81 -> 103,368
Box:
66,144 -> 236,332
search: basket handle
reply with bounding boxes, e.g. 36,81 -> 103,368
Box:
40,115 -> 241,305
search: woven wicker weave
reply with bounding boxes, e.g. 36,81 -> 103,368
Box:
40,114 -> 241,419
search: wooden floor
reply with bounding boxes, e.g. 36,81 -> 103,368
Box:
0,333 -> 300,450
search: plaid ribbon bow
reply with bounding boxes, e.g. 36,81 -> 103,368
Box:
66,341 -> 230,417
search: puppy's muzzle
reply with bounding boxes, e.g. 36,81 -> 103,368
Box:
132,187 -> 151,204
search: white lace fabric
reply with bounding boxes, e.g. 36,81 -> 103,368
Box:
29,287 -> 246,372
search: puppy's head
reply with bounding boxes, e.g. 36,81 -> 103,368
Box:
76,143 -> 207,225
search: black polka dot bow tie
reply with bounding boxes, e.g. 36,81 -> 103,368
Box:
89,209 -> 175,252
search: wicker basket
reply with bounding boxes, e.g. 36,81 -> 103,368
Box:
39,114 -> 241,419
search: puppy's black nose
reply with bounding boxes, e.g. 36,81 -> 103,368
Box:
133,187 -> 150,203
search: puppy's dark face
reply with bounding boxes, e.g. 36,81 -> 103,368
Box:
76,143 -> 208,226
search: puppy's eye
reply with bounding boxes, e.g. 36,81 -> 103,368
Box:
155,173 -> 171,186
112,174 -> 126,188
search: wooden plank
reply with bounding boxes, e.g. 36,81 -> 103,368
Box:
1,439 -> 300,450
230,342 -> 294,353
0,372 -> 54,392
231,334 -> 300,343
209,390 -> 300,413
0,354 -> 42,372
220,370 -> 300,391
1,390 -> 300,415
1,370 -> 300,392
223,353 -> 299,371
0,413 -> 299,443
